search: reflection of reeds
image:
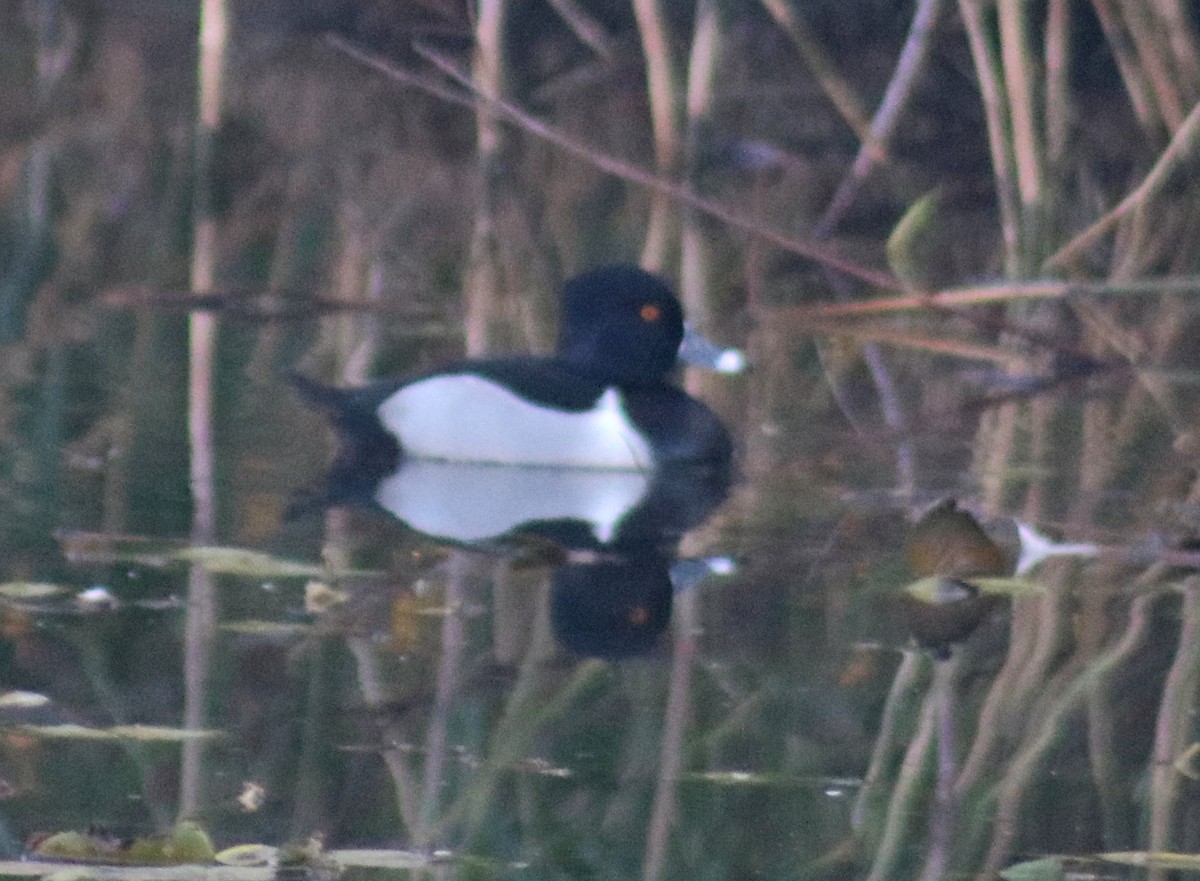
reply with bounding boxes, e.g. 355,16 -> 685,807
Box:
180,0 -> 228,821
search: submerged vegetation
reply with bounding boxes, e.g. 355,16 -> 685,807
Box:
2,0 -> 1200,879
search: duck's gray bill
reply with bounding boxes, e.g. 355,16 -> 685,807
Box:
679,324 -> 746,374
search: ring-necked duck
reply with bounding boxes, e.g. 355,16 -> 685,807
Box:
294,264 -> 739,471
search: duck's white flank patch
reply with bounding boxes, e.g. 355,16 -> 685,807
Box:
375,461 -> 650,543
377,375 -> 653,469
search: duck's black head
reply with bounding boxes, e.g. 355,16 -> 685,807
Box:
556,265 -> 685,386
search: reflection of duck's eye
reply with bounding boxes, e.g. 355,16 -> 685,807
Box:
639,303 -> 662,322
628,605 -> 650,626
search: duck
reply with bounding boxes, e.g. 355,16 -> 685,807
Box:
293,264 -> 740,472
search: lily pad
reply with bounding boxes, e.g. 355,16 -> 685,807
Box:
31,822 -> 215,866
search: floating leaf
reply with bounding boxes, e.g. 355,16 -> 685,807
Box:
31,822 -> 214,866
329,849 -> 434,869
885,188 -> 942,288
174,547 -> 329,578
216,845 -> 275,867
13,724 -> 222,742
0,690 -> 50,709
220,621 -> 313,637
0,583 -> 65,601
1101,851 -> 1200,870
999,856 -> 1063,881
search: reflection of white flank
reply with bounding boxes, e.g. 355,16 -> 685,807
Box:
378,375 -> 653,469
375,461 -> 651,543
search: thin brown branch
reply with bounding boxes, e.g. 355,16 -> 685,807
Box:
778,276 -> 1200,320
786,319 -> 1034,369
814,0 -> 945,238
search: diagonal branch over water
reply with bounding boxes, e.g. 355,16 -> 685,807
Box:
324,35 -> 906,294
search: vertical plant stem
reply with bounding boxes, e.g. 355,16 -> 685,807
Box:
1117,0 -> 1185,131
180,0 -> 228,820
958,0 -> 1022,276
997,0 -> 1043,270
545,0 -> 615,59
1043,0 -> 1070,180
464,0 -> 508,356
680,0 -> 720,328
633,0 -> 681,271
1148,581 -> 1200,852
864,678 -> 939,881
415,553 -> 468,845
1159,0 -> 1200,97
1088,0 -> 1162,137
643,587 -> 699,881
852,651 -> 931,833
976,594 -> 1157,878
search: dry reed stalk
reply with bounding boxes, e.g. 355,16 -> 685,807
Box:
642,587 -> 698,881
1088,0 -> 1162,136
1147,580 -> 1200,853
1021,394 -> 1054,521
977,594 -> 1156,878
997,0 -> 1044,268
545,0 -> 615,60
776,276 -> 1200,321
180,0 -> 228,821
1045,97 -> 1200,270
792,320 -> 1033,369
958,0 -> 1023,276
757,0 -> 872,140
1118,0 -> 1187,131
1158,0 -> 1200,96
633,0 -> 682,271
954,594 -> 1040,797
680,0 -> 720,328
1043,0 -> 1070,170
463,0 -> 508,356
188,0 -> 227,540
863,683 -> 938,881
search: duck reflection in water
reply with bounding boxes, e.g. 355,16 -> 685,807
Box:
293,265 -> 742,657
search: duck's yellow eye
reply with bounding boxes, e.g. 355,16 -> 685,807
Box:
639,303 -> 662,322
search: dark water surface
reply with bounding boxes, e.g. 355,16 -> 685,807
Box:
3,4 -> 1200,881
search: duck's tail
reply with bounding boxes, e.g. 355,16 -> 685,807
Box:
289,372 -> 401,512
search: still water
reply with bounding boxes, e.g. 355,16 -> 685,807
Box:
3,4 -> 1200,881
